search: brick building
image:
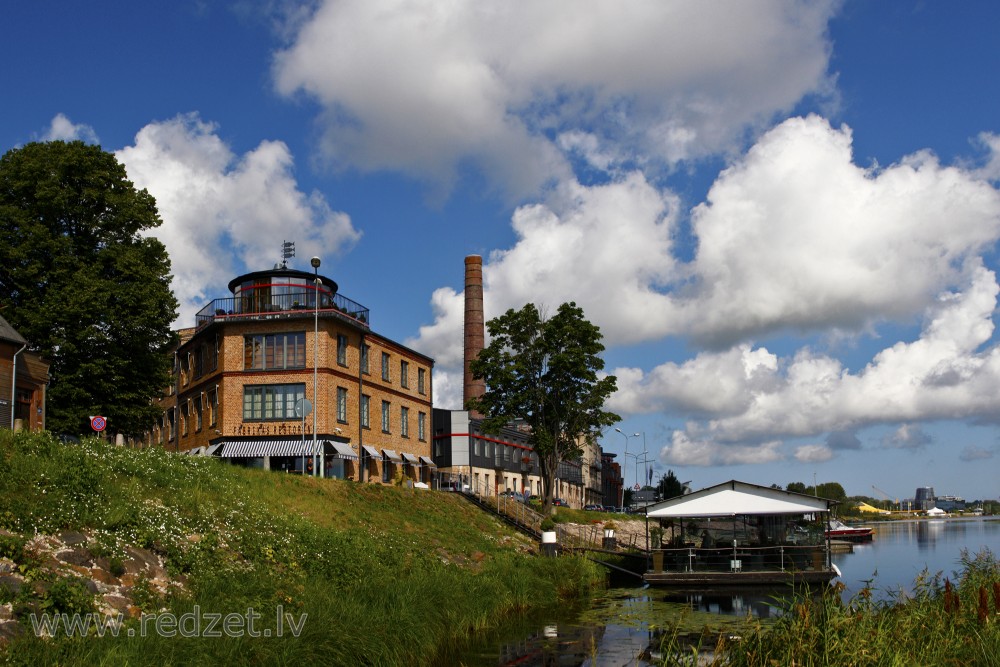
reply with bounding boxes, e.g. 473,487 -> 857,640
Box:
0,313 -> 49,432
148,262 -> 435,484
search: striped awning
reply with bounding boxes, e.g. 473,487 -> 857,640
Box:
361,445 -> 381,460
382,449 -> 402,463
419,456 -> 437,468
205,443 -> 224,457
401,452 -> 420,464
328,441 -> 358,460
219,439 -> 319,458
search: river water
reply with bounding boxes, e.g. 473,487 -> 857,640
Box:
441,517 -> 1000,666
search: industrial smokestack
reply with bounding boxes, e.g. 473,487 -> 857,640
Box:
464,255 -> 485,417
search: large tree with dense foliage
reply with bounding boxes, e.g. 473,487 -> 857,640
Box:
0,141 -> 178,438
468,302 -> 619,514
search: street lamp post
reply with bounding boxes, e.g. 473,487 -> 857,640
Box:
639,431 -> 648,490
614,428 -> 639,511
311,256 -> 321,478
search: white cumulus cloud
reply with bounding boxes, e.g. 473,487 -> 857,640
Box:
660,431 -> 784,467
42,113 -> 99,144
680,115 -> 1000,346
115,113 -> 360,325
272,0 -> 837,196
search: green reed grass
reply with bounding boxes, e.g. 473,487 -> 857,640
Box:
657,548 -> 1000,666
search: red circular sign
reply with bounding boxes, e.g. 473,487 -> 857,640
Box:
633,483 -> 640,491
90,416 -> 107,432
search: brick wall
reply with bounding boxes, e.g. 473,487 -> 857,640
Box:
160,313 -> 434,482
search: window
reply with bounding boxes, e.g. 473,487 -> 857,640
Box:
14,388 -> 31,425
208,388 -> 218,427
381,352 -> 390,381
400,361 -> 409,388
381,400 -> 391,433
400,406 -> 409,437
195,395 -> 203,432
361,394 -> 370,428
337,334 -> 347,366
193,346 -> 205,379
181,402 -> 189,436
167,408 -> 175,441
418,411 -> 426,441
207,337 -> 219,374
361,344 -> 370,374
242,383 -> 305,421
337,387 -> 348,422
418,368 -> 426,394
244,332 -> 306,370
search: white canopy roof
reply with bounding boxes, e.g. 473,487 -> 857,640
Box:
646,480 -> 834,518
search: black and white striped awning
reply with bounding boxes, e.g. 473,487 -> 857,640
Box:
401,452 -> 420,465
419,456 -> 437,468
328,441 -> 358,460
361,445 -> 380,460
219,439 -> 319,458
217,439 -> 358,459
382,449 -> 402,463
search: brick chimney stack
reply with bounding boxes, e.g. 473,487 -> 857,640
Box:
463,255 -> 485,417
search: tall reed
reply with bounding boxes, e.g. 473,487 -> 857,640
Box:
695,548 -> 1000,666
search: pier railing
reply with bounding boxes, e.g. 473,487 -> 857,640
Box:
648,543 -> 830,573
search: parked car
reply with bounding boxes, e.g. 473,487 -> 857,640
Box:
552,498 -> 568,507
604,505 -> 619,513
584,504 -> 603,512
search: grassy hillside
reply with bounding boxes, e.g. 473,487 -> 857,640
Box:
0,430 -> 602,665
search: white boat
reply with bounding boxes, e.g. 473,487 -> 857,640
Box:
826,518 -> 873,542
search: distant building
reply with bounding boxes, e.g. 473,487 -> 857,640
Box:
432,409 -> 542,496
430,409 -> 591,506
935,495 -> 966,512
914,487 -> 936,511
0,314 -> 49,432
580,434 -> 604,507
601,451 -> 623,508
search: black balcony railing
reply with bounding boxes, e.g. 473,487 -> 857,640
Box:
195,291 -> 370,330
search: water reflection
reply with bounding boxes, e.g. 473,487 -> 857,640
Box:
452,519 -> 999,665
661,591 -> 787,619
833,517 -> 1000,600
916,520 -> 945,550
437,612 -> 656,666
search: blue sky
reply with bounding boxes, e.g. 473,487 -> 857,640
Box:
4,1 -> 1000,502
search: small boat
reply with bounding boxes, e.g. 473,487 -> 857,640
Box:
826,518 -> 873,542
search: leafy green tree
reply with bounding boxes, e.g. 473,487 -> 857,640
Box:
786,481 -> 808,494
655,469 -> 685,500
468,302 -> 619,514
816,481 -> 847,503
0,141 -> 178,437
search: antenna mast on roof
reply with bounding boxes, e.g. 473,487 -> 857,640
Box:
280,241 -> 296,269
